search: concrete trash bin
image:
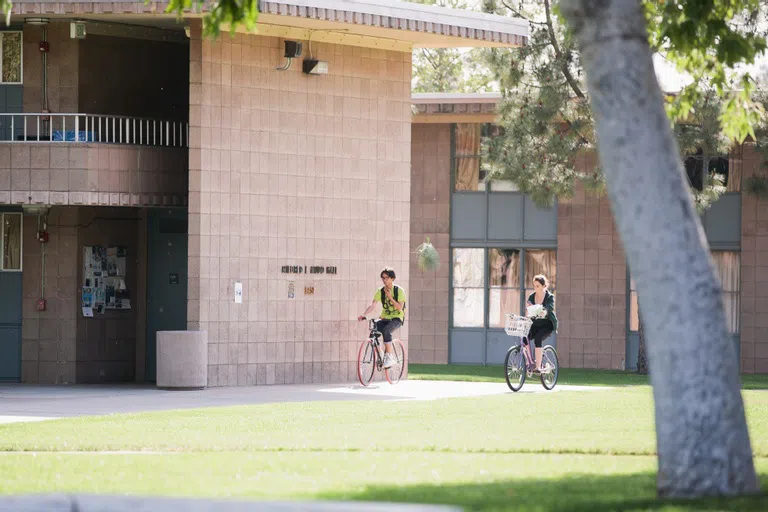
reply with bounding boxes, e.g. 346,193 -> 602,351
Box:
156,330 -> 208,390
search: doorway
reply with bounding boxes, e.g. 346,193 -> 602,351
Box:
145,208 -> 188,381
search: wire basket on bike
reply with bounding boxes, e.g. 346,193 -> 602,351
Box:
505,314 -> 532,337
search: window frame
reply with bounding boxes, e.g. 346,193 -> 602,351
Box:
451,247 -> 486,328
627,250 -> 740,334
452,123 -> 517,193
451,246 -> 557,329
0,212 -> 23,272
0,31 -> 23,85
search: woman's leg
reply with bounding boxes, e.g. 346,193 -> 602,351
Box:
527,324 -> 541,369
534,327 -> 554,370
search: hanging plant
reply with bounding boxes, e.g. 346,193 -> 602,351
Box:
415,237 -> 440,272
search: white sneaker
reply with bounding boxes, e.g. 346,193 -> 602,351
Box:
382,354 -> 395,369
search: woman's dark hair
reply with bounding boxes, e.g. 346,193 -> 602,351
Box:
381,267 -> 396,279
533,274 -> 549,288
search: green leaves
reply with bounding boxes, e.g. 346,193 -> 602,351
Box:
164,0 -> 260,38
0,0 -> 11,25
646,0 -> 766,142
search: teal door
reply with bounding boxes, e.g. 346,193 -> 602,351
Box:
0,272 -> 21,382
145,208 -> 188,381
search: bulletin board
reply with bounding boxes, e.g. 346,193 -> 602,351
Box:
81,246 -> 130,316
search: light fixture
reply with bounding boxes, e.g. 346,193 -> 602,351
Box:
276,40 -> 302,71
22,204 -> 49,215
25,17 -> 50,25
302,59 -> 328,75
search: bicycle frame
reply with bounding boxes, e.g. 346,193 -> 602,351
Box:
519,337 -> 536,373
363,318 -> 391,370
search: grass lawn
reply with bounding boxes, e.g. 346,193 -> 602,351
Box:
408,364 -> 768,390
0,379 -> 767,510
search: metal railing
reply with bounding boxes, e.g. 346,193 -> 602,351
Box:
0,113 -> 188,147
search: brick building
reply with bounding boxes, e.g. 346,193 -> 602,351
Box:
0,1 -> 527,385
409,93 -> 767,374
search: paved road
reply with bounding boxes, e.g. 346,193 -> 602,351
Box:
0,380 -> 606,424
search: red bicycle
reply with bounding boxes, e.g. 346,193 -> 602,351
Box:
357,318 -> 405,386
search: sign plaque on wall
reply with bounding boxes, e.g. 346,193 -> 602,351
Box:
281,265 -> 337,275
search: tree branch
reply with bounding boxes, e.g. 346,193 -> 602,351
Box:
499,0 -> 547,26
543,0 -> 585,100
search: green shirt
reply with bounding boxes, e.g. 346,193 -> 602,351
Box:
374,286 -> 407,321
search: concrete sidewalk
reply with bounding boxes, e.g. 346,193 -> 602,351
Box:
0,379 -> 606,424
0,494 -> 462,511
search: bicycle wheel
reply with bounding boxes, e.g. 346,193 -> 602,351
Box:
504,345 -> 526,392
357,340 -> 376,386
385,340 -> 406,385
540,345 -> 559,390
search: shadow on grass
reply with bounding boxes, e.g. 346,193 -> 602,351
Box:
323,472 -> 768,511
408,364 -> 768,390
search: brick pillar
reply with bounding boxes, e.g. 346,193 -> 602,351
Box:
556,152 -> 627,369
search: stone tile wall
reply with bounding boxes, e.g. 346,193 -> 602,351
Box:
187,22 -> 412,386
409,123 -> 450,364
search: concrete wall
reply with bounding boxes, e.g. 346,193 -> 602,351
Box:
739,143 -> 768,373
21,207 -> 78,384
23,24 -> 188,120
75,207 -> 142,383
21,206 -> 146,384
187,22 -> 412,386
23,23 -> 79,113
554,153 -> 627,369
409,123 -> 450,364
0,144 -> 188,206
79,35 -> 189,120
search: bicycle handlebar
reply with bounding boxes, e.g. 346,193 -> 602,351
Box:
360,317 -> 379,331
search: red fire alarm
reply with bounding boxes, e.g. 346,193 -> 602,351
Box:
36,298 -> 47,311
39,41 -> 49,52
37,230 -> 49,243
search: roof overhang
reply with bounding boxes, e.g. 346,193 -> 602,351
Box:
258,0 -> 528,49
11,0 -> 527,51
412,92 -> 500,123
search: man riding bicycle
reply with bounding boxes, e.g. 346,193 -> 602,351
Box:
358,267 -> 406,369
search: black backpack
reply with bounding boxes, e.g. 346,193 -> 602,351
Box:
381,285 -> 406,324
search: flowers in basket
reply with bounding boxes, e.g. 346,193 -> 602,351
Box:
526,304 -> 547,319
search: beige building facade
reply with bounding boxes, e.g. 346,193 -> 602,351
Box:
0,1 -> 527,385
409,93 -> 767,374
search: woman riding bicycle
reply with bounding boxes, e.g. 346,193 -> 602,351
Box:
526,274 -> 558,373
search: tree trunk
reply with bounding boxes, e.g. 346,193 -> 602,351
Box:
560,0 -> 759,499
636,308 -> 648,375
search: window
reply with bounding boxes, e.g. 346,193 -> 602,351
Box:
0,32 -> 21,84
454,124 -> 516,192
0,212 -> 22,271
488,249 -> 520,327
523,249 -> 557,301
628,251 -> 739,334
452,248 -> 484,327
454,123 -> 484,191
712,251 -> 740,334
684,150 -> 733,191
